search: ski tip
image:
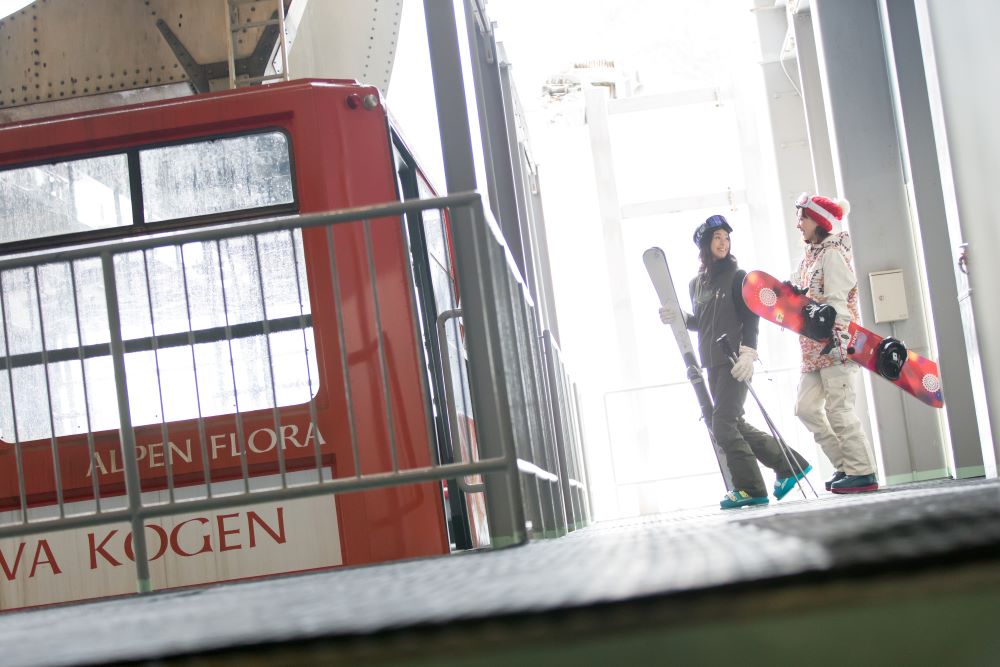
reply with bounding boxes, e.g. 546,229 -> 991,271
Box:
643,246 -> 665,259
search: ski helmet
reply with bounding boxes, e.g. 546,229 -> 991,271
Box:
693,214 -> 733,247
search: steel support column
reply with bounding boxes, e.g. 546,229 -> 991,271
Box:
423,0 -> 526,546
462,1 -> 526,280
523,164 -> 561,343
751,5 -> 816,270
880,0 -> 985,479
913,0 -> 999,476
790,10 -> 836,195
812,0 -> 945,483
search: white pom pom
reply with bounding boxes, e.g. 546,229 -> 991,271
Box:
837,198 -> 851,217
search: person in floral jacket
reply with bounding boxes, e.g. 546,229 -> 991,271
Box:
791,193 -> 878,494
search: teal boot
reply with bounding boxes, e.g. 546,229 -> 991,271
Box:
774,464 -> 813,500
720,489 -> 769,510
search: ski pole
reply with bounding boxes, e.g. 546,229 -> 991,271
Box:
716,334 -> 818,499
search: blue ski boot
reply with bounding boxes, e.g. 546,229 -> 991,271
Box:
774,464 -> 813,500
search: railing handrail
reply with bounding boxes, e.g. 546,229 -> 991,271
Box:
0,192 -> 483,270
0,457 -> 511,542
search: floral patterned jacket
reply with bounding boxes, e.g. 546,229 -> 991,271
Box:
795,232 -> 860,372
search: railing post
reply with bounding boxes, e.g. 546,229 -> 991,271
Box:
453,198 -> 527,548
519,294 -> 565,537
571,382 -> 595,523
497,267 -> 547,538
100,251 -> 152,594
424,0 -> 526,547
543,331 -> 577,533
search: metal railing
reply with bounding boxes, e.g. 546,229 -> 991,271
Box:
434,194 -> 592,541
542,331 -> 593,531
0,192 -> 589,596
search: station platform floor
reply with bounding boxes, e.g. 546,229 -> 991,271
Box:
1,477 -> 998,666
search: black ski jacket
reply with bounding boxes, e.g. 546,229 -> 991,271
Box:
686,257 -> 759,369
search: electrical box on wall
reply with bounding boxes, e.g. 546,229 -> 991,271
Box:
869,270 -> 908,323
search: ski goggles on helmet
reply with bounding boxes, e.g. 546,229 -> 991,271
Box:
693,214 -> 733,247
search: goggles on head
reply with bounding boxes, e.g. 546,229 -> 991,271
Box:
693,214 -> 733,247
794,192 -> 839,229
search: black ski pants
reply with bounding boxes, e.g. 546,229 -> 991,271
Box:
707,365 -> 810,498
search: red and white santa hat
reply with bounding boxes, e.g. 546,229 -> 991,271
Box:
795,193 -> 851,232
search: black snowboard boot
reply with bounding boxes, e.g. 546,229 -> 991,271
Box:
824,470 -> 847,491
830,473 -> 878,494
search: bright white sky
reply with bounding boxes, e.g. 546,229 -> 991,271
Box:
0,0 -> 32,20
488,0 -> 747,102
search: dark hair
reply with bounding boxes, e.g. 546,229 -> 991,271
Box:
798,208 -> 832,243
698,246 -> 736,278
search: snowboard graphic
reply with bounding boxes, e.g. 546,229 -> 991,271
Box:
742,270 -> 943,408
643,247 -> 731,487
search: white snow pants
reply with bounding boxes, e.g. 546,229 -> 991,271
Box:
794,363 -> 875,476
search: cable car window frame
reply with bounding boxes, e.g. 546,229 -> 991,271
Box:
0,152 -> 134,249
0,127 -> 312,442
0,128 -> 299,256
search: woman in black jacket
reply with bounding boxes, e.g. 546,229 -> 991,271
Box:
659,215 -> 811,509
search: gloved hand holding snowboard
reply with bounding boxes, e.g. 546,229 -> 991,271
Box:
828,328 -> 852,361
802,302 -> 837,340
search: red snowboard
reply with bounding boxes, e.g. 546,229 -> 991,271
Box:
742,270 -> 943,408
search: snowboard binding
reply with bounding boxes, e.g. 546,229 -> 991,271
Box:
874,337 -> 907,381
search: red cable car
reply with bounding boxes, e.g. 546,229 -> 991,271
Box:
0,79 -> 486,608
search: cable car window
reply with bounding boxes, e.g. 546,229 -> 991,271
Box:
417,182 -> 449,269
0,154 -> 133,245
140,132 -> 294,223
0,231 -> 319,443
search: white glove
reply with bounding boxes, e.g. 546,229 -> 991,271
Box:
828,327 -> 852,362
659,303 -> 679,324
730,345 -> 757,382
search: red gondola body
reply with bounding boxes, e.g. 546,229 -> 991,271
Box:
0,80 -> 458,607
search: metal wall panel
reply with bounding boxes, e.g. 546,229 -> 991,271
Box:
0,0 -> 403,120
285,0 -> 402,93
